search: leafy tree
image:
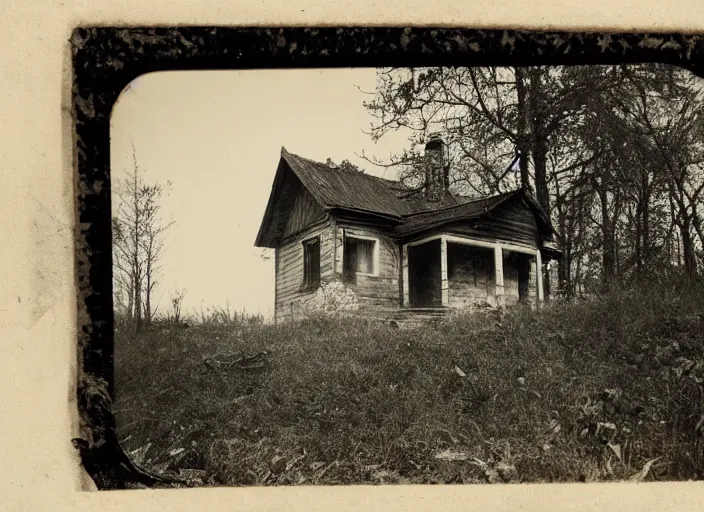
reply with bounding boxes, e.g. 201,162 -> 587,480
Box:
326,158 -> 364,173
363,64 -> 704,295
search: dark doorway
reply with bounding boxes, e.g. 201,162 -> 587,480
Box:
408,239 -> 442,307
342,237 -> 358,284
515,253 -> 532,302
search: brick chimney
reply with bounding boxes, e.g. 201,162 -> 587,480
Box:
424,132 -> 448,201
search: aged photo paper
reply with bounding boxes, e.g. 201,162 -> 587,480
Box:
3,0 -> 704,510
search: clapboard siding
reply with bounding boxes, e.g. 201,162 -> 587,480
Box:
503,253 -> 538,305
273,213 -> 541,321
442,199 -> 540,248
274,222 -> 336,322
447,244 -> 496,308
284,187 -> 325,238
446,244 -> 537,308
337,225 -> 401,310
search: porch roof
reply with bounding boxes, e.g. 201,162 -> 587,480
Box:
392,191 -> 517,237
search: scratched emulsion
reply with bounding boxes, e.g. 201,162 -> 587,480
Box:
71,27 -> 704,489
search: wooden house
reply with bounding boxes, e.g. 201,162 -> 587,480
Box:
254,135 -> 562,323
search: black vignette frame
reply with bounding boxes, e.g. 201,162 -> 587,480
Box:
71,27 -> 704,489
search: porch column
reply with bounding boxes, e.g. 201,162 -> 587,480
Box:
331,220 -> 338,278
440,236 -> 449,307
536,249 -> 544,303
402,244 -> 410,307
494,245 -> 505,307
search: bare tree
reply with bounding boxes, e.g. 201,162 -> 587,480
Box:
113,145 -> 174,331
139,182 -> 174,326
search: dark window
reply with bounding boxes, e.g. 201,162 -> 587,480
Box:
356,239 -> 375,274
343,236 -> 376,283
303,237 -> 320,289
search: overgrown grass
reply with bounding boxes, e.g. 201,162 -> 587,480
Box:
114,278 -> 704,486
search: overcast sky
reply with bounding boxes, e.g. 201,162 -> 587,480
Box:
110,69 -> 412,320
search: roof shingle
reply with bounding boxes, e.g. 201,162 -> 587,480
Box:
255,148 -> 558,250
282,148 -> 467,218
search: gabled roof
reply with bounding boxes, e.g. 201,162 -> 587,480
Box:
255,147 -> 558,250
280,148 -> 466,218
280,149 -> 412,218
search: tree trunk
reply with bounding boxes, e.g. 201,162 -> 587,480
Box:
681,222 -> 697,278
641,177 -> 651,269
557,212 -> 569,295
528,68 -> 551,216
532,131 -> 550,216
134,274 -> 142,332
144,267 -> 151,328
575,255 -> 582,296
126,274 -> 135,322
554,182 -> 571,297
514,67 -> 531,190
132,168 -> 143,332
690,204 -> 704,260
599,188 -> 617,289
633,201 -> 642,273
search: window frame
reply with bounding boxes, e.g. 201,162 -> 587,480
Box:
343,234 -> 380,278
301,235 -> 321,290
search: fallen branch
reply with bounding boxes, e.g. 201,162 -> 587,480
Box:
201,351 -> 270,374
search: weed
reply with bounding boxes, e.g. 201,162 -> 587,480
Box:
114,280 -> 704,485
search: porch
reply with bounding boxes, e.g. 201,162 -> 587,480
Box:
401,234 -> 544,309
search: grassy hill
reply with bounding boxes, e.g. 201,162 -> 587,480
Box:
114,278 -> 704,486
